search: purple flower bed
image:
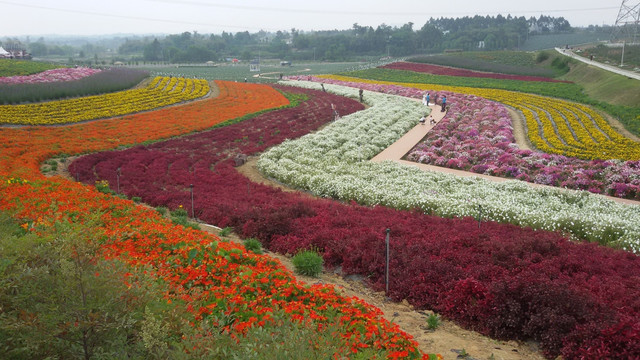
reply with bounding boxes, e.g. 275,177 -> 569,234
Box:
69,82 -> 640,359
289,76 -> 640,200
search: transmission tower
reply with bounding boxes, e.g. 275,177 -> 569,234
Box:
612,0 -> 640,44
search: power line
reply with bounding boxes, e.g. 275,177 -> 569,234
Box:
0,0 -> 278,31
144,0 -> 618,17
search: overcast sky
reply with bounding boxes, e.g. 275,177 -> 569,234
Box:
1,0 -> 622,36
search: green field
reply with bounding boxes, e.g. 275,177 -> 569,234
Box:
560,61 -> 640,107
520,32 -> 609,51
408,51 -> 559,78
0,59 -> 62,77
138,61 -> 368,83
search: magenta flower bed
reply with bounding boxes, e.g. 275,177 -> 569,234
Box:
0,67 -> 101,84
290,76 -> 640,200
404,93 -> 640,199
380,62 -> 571,83
70,83 -> 640,359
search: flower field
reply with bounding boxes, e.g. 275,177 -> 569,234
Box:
0,66 -> 100,84
313,75 -> 640,199
343,67 -> 640,137
381,62 -> 570,83
0,68 -> 150,105
64,81 -> 640,358
259,80 -> 640,251
0,81 -> 437,358
0,59 -> 62,77
339,68 -> 640,161
0,76 -> 209,125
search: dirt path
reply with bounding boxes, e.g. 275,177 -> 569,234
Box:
506,106 -> 533,150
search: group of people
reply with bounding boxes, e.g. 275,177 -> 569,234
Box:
422,92 -> 448,112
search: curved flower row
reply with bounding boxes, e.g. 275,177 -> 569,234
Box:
0,81 -> 288,178
0,67 -> 101,84
381,62 -> 570,83
0,82 -> 431,359
495,92 -> 640,161
0,177 -> 426,360
335,67 -> 640,161
315,75 -> 640,198
403,92 -> 640,200
0,76 -> 209,125
259,80 -> 640,252
68,82 -> 640,358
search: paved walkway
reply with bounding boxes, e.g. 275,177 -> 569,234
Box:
371,103 -> 446,162
371,103 -> 640,206
555,47 -> 640,81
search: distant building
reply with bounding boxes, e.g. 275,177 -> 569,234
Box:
0,46 -> 31,59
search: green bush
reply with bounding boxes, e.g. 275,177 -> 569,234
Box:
426,313 -> 441,330
170,206 -> 188,219
218,226 -> 233,237
94,180 -> 114,194
155,206 -> 168,216
536,51 -> 550,63
292,249 -> 324,277
243,238 -> 263,254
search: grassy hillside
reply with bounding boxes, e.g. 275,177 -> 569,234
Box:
520,32 -> 608,51
561,61 -> 640,107
408,51 -> 557,78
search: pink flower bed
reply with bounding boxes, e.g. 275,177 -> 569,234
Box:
0,67 -> 101,84
380,62 -> 572,83
289,76 -> 640,200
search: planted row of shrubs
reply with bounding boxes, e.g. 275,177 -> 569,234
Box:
70,84 -> 640,359
0,68 -> 149,104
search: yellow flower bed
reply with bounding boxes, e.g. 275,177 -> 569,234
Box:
0,76 -> 210,125
325,75 -> 640,161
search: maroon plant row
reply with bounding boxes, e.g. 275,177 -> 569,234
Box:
381,62 -> 572,83
71,85 -> 640,359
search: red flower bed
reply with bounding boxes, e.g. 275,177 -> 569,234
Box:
381,62 -> 572,83
72,84 -> 640,359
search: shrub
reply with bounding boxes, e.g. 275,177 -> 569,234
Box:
219,226 -> 233,237
426,313 -> 441,330
243,237 -> 263,254
536,51 -> 550,63
94,179 -> 114,194
292,249 -> 324,277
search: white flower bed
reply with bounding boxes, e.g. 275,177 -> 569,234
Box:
258,81 -> 640,252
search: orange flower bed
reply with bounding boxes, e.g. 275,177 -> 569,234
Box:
0,81 -> 289,179
0,80 -> 432,358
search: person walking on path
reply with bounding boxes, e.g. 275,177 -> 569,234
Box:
441,95 -> 447,112
426,93 -> 430,106
359,88 -> 364,102
434,93 -> 439,107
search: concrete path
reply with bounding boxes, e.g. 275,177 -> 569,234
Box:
371,102 -> 640,206
371,103 -> 446,161
555,47 -> 640,81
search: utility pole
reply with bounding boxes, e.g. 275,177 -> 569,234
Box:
612,1 -> 640,44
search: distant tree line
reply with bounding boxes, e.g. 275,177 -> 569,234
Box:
8,14 -> 586,64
